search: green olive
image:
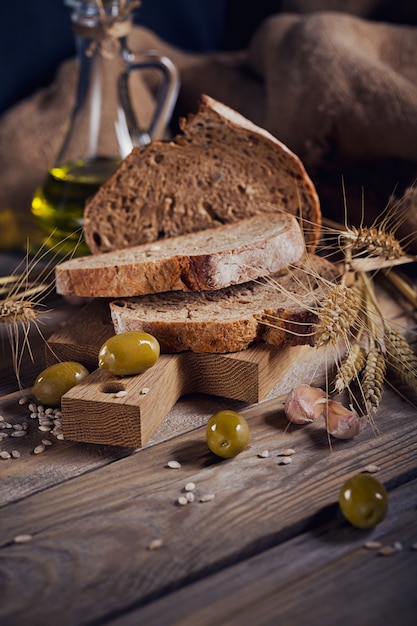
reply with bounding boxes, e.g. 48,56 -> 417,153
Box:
206,410 -> 251,459
338,474 -> 388,529
98,331 -> 160,376
32,361 -> 89,406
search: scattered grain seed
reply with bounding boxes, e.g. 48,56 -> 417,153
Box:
199,494 -> 215,502
39,418 -> 53,426
37,405 -> 44,412
186,492 -> 195,503
0,451 -> 11,459
378,544 -> 402,556
30,412 -> 38,419
0,415 -> 4,421
177,495 -> 188,506
184,482 -> 196,492
280,448 -> 296,456
393,541 -> 403,552
258,450 -> 269,458
38,425 -> 52,432
362,464 -> 381,474
45,408 -> 54,415
18,397 -> 29,405
41,439 -> 52,446
141,387 -> 150,395
4,422 -> 13,429
13,423 -> 23,430
53,410 -> 62,417
11,430 -> 27,438
0,432 -> 8,439
364,540 -> 382,550
28,403 -> 37,412
115,390 -> 128,398
55,433 -> 65,440
167,460 -> 181,469
11,450 -> 21,459
0,423 -> 6,429
279,457 -> 293,465
147,538 -> 164,551
14,534 -> 33,543
33,444 -> 46,455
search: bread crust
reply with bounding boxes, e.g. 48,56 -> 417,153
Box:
83,95 -> 321,254
109,255 -> 340,354
55,214 -> 305,298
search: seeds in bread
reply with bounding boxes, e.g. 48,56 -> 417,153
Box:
55,214 -> 305,298
83,94 -> 321,254
109,255 -> 340,353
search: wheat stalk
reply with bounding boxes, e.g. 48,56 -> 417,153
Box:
0,232 -> 83,386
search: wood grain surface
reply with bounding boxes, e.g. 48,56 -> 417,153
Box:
1,385 -> 417,626
1,265 -> 416,626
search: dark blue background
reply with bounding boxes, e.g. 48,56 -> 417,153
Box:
1,0 -> 416,115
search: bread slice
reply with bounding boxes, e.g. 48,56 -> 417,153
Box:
55,214 -> 305,298
109,255 -> 340,353
83,94 -> 321,255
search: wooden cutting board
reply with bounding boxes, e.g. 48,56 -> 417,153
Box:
46,299 -> 313,448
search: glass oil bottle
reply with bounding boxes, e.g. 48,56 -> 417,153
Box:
31,0 -> 179,255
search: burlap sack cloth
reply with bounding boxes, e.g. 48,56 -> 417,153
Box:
1,10 -> 417,251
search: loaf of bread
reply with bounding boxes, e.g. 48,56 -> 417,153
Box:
55,214 -> 305,297
109,254 -> 340,353
83,94 -> 321,255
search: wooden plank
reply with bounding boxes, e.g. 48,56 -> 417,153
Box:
97,479 -> 417,626
1,387 -> 416,626
0,392 -> 218,507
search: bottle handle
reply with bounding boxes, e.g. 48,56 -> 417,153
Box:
119,50 -> 180,147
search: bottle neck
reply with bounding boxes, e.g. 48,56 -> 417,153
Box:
70,0 -> 136,60
56,1 -> 137,166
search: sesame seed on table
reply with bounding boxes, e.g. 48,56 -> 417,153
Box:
0,254 -> 417,626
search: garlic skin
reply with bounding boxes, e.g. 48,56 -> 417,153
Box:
325,400 -> 367,439
284,385 -> 327,424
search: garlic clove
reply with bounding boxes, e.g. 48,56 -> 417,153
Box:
325,400 -> 367,439
284,385 -> 327,424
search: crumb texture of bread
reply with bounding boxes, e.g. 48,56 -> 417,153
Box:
109,255 -> 340,353
55,214 -> 305,297
83,95 -> 321,255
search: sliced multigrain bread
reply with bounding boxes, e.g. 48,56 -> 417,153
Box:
55,214 -> 305,298
109,254 -> 340,353
83,94 -> 321,255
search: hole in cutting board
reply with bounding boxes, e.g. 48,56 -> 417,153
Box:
101,381 -> 126,394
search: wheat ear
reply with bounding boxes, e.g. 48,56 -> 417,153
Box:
384,326 -> 417,394
361,347 -> 386,413
314,283 -> 362,348
333,342 -> 366,394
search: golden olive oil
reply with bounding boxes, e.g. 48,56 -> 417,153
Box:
31,156 -> 121,255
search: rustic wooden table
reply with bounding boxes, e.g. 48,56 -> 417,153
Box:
1,251 -> 416,626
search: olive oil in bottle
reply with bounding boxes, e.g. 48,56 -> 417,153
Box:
31,157 -> 120,256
